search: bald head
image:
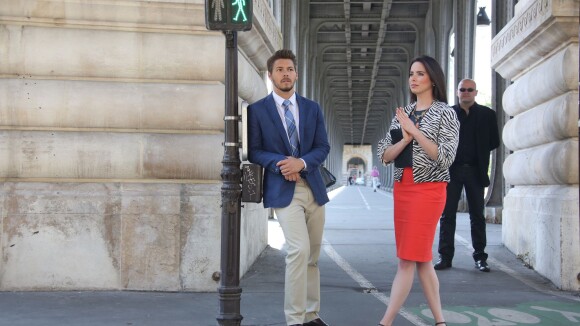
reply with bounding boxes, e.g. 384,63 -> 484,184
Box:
457,79 -> 478,109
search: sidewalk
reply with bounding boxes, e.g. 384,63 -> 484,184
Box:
0,186 -> 578,325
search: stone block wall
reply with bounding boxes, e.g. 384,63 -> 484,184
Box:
491,0 -> 579,291
0,0 -> 279,291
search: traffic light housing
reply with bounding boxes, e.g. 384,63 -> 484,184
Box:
205,0 -> 253,31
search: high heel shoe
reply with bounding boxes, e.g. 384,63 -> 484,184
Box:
435,322 -> 446,325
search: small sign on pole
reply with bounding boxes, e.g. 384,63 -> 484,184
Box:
205,0 -> 253,31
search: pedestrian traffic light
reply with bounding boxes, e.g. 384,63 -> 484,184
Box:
205,0 -> 253,31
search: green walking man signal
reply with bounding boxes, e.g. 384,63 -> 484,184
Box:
205,0 -> 253,31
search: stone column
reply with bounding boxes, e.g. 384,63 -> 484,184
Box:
271,0 -> 282,25
297,1 -> 310,98
485,0 -> 516,221
453,0 -> 476,86
282,0 -> 298,51
426,0 -> 454,75
373,105 -> 395,191
491,0 -> 579,291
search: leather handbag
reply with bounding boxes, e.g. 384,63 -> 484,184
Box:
319,166 -> 336,188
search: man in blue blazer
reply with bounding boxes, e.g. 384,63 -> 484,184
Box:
247,49 -> 330,326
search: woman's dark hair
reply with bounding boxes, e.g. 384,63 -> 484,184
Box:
409,55 -> 447,103
267,49 -> 297,73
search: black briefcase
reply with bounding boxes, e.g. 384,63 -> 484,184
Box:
241,163 -> 263,203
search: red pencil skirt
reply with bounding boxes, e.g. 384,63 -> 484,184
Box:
393,167 -> 447,262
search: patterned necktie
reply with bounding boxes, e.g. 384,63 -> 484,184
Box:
283,99 -> 300,157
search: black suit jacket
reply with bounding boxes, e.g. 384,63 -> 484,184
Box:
452,102 -> 500,187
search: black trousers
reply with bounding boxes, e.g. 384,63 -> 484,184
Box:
438,165 -> 488,262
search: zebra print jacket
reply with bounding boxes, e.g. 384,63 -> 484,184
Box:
377,100 -> 459,183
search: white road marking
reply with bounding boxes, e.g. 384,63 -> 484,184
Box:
322,238 -> 430,326
531,306 -> 580,322
322,186 -> 580,326
356,187 -> 371,210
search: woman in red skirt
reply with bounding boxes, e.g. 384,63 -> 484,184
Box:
376,55 -> 459,326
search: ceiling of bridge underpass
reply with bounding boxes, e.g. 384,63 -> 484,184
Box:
310,0 -> 430,145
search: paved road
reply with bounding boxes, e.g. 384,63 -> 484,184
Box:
242,186 -> 580,325
0,185 -> 578,325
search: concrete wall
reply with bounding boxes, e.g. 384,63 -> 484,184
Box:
491,0 -> 579,291
0,0 -> 279,291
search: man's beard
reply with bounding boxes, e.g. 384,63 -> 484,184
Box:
274,80 -> 295,92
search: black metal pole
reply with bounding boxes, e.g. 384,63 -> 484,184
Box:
217,30 -> 243,326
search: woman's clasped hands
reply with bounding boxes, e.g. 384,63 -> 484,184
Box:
395,107 -> 420,143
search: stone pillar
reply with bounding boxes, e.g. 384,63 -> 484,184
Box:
302,14 -> 343,185
426,0 -> 454,75
297,1 -> 310,97
373,107 -> 395,192
271,0 -> 282,25
491,0 -> 579,291
282,0 -> 298,51
453,0 -> 476,86
0,0 -> 280,291
485,0 -> 516,222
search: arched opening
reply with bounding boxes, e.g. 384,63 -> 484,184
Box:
346,156 -> 366,185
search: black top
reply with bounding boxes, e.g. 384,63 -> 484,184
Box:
390,111 -> 423,168
449,102 -> 500,187
390,128 -> 412,167
453,105 -> 478,166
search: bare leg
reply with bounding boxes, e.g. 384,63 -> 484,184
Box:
417,261 -> 445,323
378,259 -> 416,326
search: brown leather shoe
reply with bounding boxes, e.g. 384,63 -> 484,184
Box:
303,318 -> 329,326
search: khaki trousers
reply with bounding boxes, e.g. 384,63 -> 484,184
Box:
274,179 -> 325,325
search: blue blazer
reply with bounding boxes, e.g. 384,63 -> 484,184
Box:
247,93 -> 330,208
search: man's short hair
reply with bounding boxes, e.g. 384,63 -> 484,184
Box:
267,49 -> 297,73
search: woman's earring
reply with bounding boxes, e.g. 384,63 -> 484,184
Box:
432,84 -> 435,87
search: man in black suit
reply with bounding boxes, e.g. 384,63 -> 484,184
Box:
434,78 -> 500,272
